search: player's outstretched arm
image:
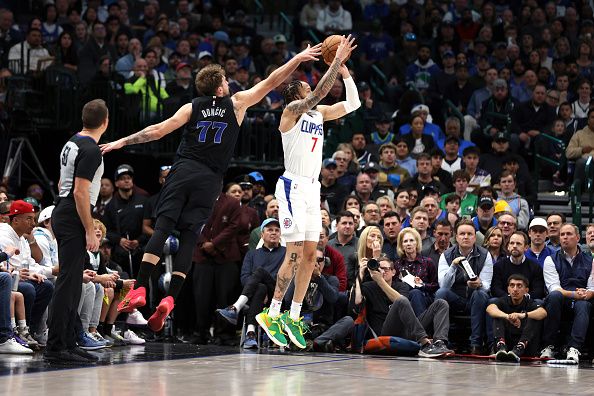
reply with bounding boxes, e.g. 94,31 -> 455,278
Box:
232,43 -> 322,111
100,103 -> 192,154
317,64 -> 361,121
284,35 -> 356,117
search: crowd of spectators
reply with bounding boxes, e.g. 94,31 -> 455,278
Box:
2,0 -> 594,363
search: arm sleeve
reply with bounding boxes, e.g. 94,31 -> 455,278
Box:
517,199 -> 530,230
124,77 -> 146,94
342,76 -> 361,113
240,250 -> 255,286
565,132 -> 583,160
543,256 -> 561,293
479,253 -> 493,291
317,275 -> 339,304
490,262 -> 506,297
438,253 -> 456,289
75,145 -> 102,181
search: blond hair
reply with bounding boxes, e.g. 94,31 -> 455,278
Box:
357,226 -> 384,260
396,227 -> 422,258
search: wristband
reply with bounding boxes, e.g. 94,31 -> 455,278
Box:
28,239 -> 36,246
572,291 -> 575,299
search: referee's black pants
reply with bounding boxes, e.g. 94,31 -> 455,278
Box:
47,199 -> 85,352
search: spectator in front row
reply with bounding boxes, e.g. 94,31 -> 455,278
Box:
487,274 -> 547,362
216,218 -> 285,349
353,254 -> 451,357
394,228 -> 438,316
0,200 -> 54,343
436,218 -> 493,355
541,223 -> 594,363
0,272 -> 33,354
490,232 -> 545,301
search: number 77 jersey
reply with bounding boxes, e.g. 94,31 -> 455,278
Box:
176,96 -> 240,174
280,110 -> 324,179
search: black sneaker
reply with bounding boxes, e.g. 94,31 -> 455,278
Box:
418,342 -> 446,358
70,346 -> 100,362
44,349 -> 95,364
495,343 -> 508,361
432,340 -> 454,355
507,343 -> 525,363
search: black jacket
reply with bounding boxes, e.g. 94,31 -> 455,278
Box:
491,256 -> 545,299
102,191 -> 147,258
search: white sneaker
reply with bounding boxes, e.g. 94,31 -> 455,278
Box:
110,329 -> 128,345
90,331 -> 113,347
567,347 -> 581,363
540,345 -> 555,359
126,309 -> 148,326
123,329 -> 146,345
0,338 -> 33,354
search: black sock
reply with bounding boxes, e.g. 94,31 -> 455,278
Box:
97,322 -> 105,336
104,323 -> 114,335
166,274 -> 186,300
135,261 -> 157,289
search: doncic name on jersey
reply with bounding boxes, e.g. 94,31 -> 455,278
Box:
201,107 -> 226,118
300,118 -> 323,136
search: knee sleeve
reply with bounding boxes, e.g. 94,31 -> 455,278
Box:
145,216 -> 177,256
171,229 -> 199,275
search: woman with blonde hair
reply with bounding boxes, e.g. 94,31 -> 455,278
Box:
482,226 -> 504,264
346,226 -> 384,289
376,195 -> 395,218
395,228 -> 438,315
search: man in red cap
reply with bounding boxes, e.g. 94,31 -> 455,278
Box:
0,200 -> 54,346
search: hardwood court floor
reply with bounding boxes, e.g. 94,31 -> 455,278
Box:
1,343 -> 593,396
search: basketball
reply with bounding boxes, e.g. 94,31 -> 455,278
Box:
321,35 -> 350,65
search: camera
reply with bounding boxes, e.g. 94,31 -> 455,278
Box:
367,258 -> 379,271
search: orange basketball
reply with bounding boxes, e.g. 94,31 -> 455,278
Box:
321,35 -> 350,65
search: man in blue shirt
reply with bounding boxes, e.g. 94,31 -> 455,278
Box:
216,218 -> 285,348
525,218 -> 554,267
541,223 -> 594,363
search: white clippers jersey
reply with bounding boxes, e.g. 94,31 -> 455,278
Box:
280,110 -> 324,179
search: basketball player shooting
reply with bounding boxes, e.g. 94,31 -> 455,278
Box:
256,35 -> 359,349
99,44 -> 322,333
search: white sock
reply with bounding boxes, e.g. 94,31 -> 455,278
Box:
233,295 -> 249,312
17,320 -> 26,330
289,301 -> 302,321
246,324 -> 255,334
268,299 -> 283,318
10,318 -> 16,330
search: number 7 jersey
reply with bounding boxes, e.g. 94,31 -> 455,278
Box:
176,96 -> 240,174
281,110 -> 324,179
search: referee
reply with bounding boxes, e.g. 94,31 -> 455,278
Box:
45,99 -> 107,363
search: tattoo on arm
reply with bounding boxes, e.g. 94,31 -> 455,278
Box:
124,124 -> 159,146
286,58 -> 343,116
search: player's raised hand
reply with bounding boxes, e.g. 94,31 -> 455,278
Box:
335,34 -> 356,63
100,139 -> 125,154
295,43 -> 322,62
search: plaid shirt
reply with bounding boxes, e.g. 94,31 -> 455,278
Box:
394,255 -> 438,294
